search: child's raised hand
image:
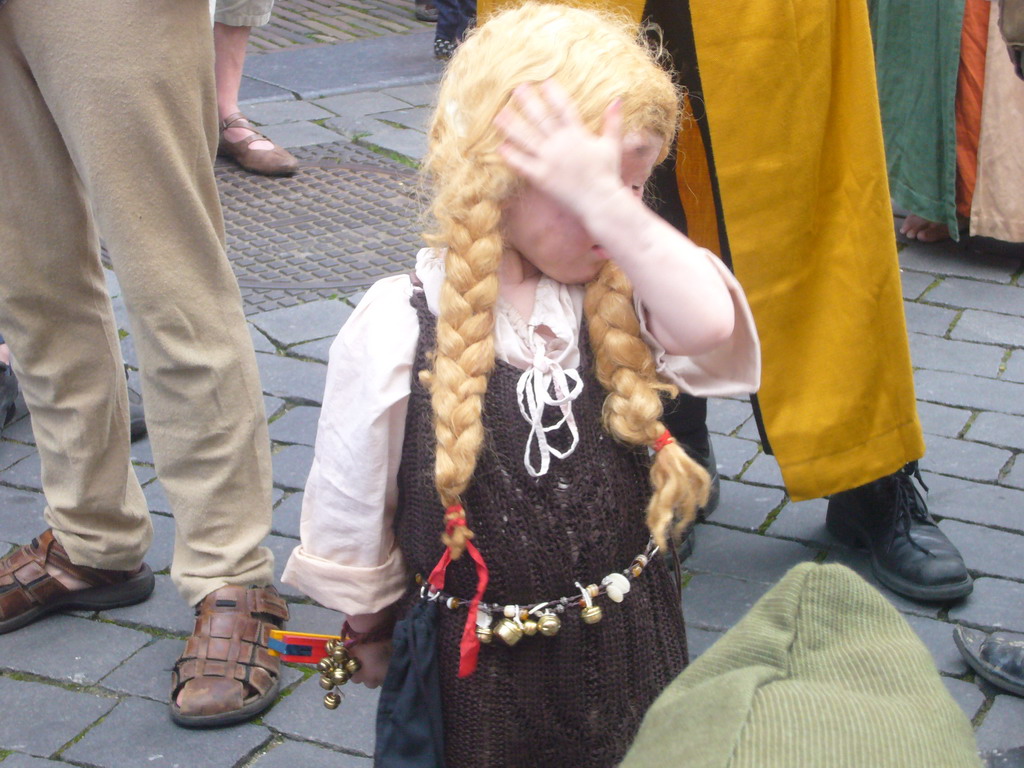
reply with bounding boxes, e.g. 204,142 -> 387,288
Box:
494,80 -> 625,218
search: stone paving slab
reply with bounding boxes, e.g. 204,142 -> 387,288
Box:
681,572 -> 774,632
1003,459 -> 1024,489
0,485 -> 46,548
926,275 -> 1024,315
269,405 -> 321,446
252,300 -> 353,347
262,673 -> 379,756
900,269 -> 936,299
922,472 -> 1024,531
709,480 -> 785,531
0,614 -> 150,685
953,309 -> 1024,347
909,332 -> 1007,377
948,578 -> 1024,633
99,575 -> 195,636
924,434 -> 1014,483
0,677 -> 116,758
248,738 -> 372,768
899,239 -> 1023,282
915,370 -> 1024,415
942,676 -> 988,722
737,451 -> 786,488
941,521 -> 1024,581
685,525 -> 822,585
968,412 -> 1024,451
272,491 -> 304,538
974,694 -> 1024,752
903,300 -> 959,336
0,754 -> 69,767
705,397 -> 752,436
764,497 -> 832,547
272,443 -> 316,491
243,31 -> 442,100
63,697 -> 271,768
1004,350 -> 1024,383
917,401 -> 972,437
257,353 -> 328,404
903,614 -> 970,677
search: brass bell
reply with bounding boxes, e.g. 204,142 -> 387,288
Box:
493,618 -> 524,647
476,625 -> 494,644
331,647 -> 348,663
331,667 -> 351,686
317,658 -> 334,674
323,691 -> 342,710
581,605 -> 604,625
536,613 -> 561,637
324,639 -> 338,655
522,619 -> 538,637
319,674 -> 335,690
345,658 -> 362,675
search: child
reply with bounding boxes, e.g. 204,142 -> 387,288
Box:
283,3 -> 759,765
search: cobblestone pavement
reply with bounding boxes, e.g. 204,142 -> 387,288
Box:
2,7 -> 1024,766
248,0 -> 431,51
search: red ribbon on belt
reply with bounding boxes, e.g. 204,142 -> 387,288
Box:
428,505 -> 489,678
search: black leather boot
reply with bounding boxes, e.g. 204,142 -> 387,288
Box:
0,361 -> 18,433
826,462 -> 972,602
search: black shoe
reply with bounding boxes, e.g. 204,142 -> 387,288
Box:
0,361 -> 18,434
826,462 -> 973,602
954,625 -> 1024,697
434,37 -> 457,60
127,385 -> 147,443
415,0 -> 438,22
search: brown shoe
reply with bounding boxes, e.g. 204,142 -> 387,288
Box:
0,530 -> 154,634
170,584 -> 289,728
217,112 -> 299,177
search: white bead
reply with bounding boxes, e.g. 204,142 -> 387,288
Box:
607,585 -> 624,603
503,605 -> 517,618
476,610 -> 492,628
602,572 -> 631,597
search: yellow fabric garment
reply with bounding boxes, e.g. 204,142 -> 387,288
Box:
687,0 -> 923,497
475,0 -> 924,498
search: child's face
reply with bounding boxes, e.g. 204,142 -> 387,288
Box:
501,129 -> 663,285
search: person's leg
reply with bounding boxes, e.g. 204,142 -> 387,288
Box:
0,7 -> 153,571
4,0 -> 284,725
213,0 -> 297,175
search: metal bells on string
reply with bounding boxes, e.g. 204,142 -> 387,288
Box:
317,638 -> 361,710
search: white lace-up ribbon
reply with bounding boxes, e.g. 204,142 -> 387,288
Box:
516,342 -> 583,478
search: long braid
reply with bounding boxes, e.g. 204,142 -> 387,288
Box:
422,166 -> 507,558
584,261 -> 710,550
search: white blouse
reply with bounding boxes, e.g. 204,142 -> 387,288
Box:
281,248 -> 760,615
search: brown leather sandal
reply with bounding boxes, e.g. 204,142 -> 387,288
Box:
0,530 -> 154,634
217,112 -> 299,177
170,584 -> 290,728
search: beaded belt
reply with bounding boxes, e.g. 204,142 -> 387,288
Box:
417,538 -> 660,647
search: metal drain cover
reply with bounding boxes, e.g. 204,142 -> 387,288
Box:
217,159 -> 424,313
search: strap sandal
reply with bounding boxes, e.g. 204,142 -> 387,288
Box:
217,112 -> 299,177
0,530 -> 155,635
170,584 -> 290,728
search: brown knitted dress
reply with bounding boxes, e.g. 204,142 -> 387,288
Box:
393,287 -> 687,768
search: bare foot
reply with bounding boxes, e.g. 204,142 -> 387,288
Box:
900,214 -> 951,243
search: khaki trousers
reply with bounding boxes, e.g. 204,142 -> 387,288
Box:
0,0 -> 274,606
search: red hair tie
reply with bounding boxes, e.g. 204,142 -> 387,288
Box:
652,430 -> 675,452
444,504 -> 467,536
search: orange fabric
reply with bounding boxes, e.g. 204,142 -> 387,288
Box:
955,0 -> 990,218
675,92 -> 722,255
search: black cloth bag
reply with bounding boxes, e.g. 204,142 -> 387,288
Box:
374,599 -> 445,767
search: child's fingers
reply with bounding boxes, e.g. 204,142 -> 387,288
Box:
497,141 -> 543,181
494,103 -> 545,149
601,98 -> 624,143
538,79 -> 581,126
510,83 -> 559,131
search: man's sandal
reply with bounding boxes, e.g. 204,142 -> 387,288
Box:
217,113 -> 298,177
170,584 -> 290,728
0,530 -> 154,634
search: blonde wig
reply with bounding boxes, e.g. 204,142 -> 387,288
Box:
422,1 -> 710,557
